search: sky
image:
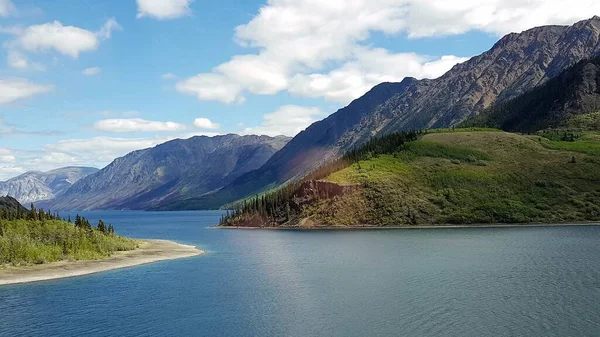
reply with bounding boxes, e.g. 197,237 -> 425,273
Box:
0,0 -> 599,180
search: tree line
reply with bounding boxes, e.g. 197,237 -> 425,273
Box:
219,130 -> 422,226
0,203 -> 116,236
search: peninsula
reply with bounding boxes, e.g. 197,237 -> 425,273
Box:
0,197 -> 203,285
0,239 -> 203,286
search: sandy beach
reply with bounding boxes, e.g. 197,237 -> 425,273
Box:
0,239 -> 204,286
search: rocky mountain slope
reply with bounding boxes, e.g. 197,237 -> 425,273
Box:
46,134 -> 290,210
174,16 -> 600,210
0,167 -> 99,204
465,56 -> 600,132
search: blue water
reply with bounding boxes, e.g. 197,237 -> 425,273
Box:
1,211 -> 600,337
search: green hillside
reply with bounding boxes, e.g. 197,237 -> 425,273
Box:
220,130 -> 600,227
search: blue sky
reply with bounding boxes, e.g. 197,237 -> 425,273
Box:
0,0 -> 598,180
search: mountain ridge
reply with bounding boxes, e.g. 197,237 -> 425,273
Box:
164,16 -> 600,210
0,167 -> 99,204
46,134 -> 290,211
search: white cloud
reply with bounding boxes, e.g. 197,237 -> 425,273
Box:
96,18 -> 122,40
161,72 -> 177,80
93,118 -> 187,133
400,0 -> 600,38
193,118 -> 220,130
6,50 -> 46,71
137,0 -> 192,20
82,67 -> 101,76
241,105 -> 322,137
0,78 -> 53,105
47,137 -> 166,162
289,49 -> 469,103
15,21 -> 98,58
0,0 -> 15,17
0,148 -> 15,163
177,0 -> 600,104
176,73 -> 245,104
3,19 -> 120,62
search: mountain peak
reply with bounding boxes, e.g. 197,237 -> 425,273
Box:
0,167 -> 99,204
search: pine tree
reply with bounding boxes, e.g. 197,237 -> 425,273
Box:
30,203 -> 37,221
97,219 -> 107,233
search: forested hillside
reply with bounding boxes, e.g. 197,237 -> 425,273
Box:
220,130 -> 600,228
0,200 -> 137,266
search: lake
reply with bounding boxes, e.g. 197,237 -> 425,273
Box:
1,211 -> 600,337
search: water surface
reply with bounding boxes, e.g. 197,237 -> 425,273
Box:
1,211 -> 599,337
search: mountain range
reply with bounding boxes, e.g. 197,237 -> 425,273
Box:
27,16 -> 600,211
44,134 -> 289,210
159,16 -> 600,210
465,56 -> 600,132
0,167 -> 98,205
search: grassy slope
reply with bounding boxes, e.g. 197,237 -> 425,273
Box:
0,220 -> 138,266
300,131 -> 600,226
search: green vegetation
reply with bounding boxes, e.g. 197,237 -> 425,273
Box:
219,131 -> 421,227
221,130 -> 600,227
0,202 -> 137,266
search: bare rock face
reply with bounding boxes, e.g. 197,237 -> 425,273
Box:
46,134 -> 290,211
0,167 -> 99,204
465,56 -> 600,132
199,17 -> 600,209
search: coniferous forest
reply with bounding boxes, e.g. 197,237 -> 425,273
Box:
0,197 -> 137,266
219,130 -> 421,227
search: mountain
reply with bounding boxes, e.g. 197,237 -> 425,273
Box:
0,196 -> 27,213
220,130 -> 600,228
464,56 -> 600,132
46,134 -> 290,211
166,16 -> 600,210
0,167 -> 99,204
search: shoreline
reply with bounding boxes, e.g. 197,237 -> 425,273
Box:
0,239 -> 204,286
212,222 -> 600,230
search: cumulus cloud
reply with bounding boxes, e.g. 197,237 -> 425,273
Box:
93,118 -> 187,133
1,18 -> 121,70
14,21 -> 98,58
82,67 -> 101,76
193,118 -> 220,130
177,0 -> 600,105
137,0 -> 192,20
400,0 -> 600,38
176,73 -> 245,104
241,105 -> 322,137
0,78 -> 53,105
289,49 -> 470,103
